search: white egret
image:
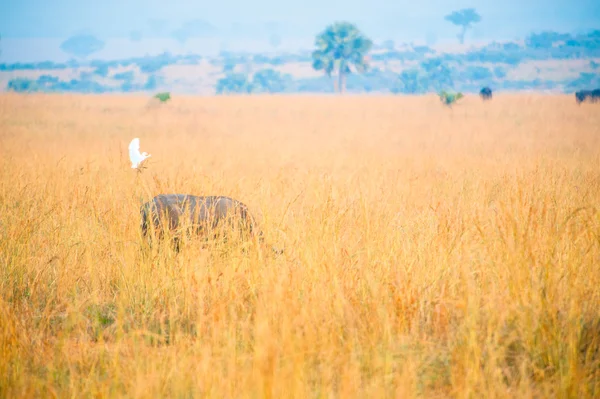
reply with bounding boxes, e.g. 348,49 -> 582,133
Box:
128,138 -> 151,169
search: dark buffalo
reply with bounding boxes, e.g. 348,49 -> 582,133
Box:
575,89 -> 600,104
480,87 -> 492,100
140,194 -> 281,253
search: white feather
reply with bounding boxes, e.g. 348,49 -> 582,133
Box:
128,138 -> 151,169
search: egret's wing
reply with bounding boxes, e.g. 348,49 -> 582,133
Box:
129,138 -> 140,152
129,138 -> 142,166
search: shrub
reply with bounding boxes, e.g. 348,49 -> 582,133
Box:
216,74 -> 253,94
439,91 -> 464,106
153,92 -> 171,102
7,78 -> 41,92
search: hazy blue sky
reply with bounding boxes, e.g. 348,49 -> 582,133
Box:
0,0 -> 599,61
2,0 -> 599,38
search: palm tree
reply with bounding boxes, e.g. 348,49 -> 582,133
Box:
311,22 -> 373,93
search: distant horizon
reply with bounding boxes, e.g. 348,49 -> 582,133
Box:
1,27 -> 598,64
1,0 -> 599,62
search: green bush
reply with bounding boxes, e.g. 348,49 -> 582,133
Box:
7,78 -> 41,93
251,69 -> 291,93
153,92 -> 171,102
439,91 -> 464,106
216,74 -> 253,94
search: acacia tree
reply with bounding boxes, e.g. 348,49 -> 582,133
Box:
60,34 -> 104,59
311,22 -> 372,93
444,8 -> 481,44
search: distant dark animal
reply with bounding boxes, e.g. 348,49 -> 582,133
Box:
575,89 -> 600,104
140,194 -> 282,254
576,90 -> 592,104
480,87 -> 492,100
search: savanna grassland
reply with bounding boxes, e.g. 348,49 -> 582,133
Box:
1,93 -> 599,398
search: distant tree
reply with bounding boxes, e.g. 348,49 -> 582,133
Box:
37,75 -> 60,86
7,77 -> 40,92
136,52 -> 174,73
223,59 -> 236,73
8,75 -> 112,93
420,58 -> 454,91
587,30 -> 600,39
216,73 -> 253,94
412,45 -> 433,54
311,22 -> 373,93
94,64 -> 109,77
444,8 -> 481,44
144,75 -> 160,91
464,65 -> 493,81
565,72 -> 600,91
253,54 -> 270,64
525,31 -> 571,49
391,69 -> 426,94
252,69 -> 290,93
241,55 -> 253,75
79,71 -> 94,81
503,42 -> 521,51
60,34 -> 104,59
493,66 -> 507,78
120,80 -> 137,92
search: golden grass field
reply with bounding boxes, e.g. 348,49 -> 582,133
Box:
1,93 -> 599,398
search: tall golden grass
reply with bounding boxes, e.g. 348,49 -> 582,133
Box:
1,93 -> 599,398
